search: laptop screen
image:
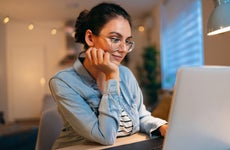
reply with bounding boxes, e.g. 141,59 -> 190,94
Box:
163,66 -> 230,150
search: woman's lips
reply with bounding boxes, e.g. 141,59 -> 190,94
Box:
111,54 -> 123,62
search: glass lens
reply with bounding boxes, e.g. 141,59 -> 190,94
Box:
111,42 -> 120,52
127,42 -> 134,52
108,37 -> 134,53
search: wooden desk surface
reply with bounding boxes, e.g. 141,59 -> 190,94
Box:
57,133 -> 149,150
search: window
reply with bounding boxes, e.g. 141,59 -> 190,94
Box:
160,0 -> 204,90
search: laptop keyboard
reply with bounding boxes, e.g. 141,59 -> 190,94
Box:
103,137 -> 164,150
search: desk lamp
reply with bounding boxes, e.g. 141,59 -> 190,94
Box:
207,0 -> 230,36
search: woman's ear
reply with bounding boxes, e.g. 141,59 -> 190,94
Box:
85,29 -> 94,47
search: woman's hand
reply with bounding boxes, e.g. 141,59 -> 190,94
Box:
85,47 -> 119,80
159,124 -> 168,137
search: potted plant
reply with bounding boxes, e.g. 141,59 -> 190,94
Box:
136,45 -> 161,110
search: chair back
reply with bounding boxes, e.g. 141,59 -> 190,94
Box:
35,107 -> 63,150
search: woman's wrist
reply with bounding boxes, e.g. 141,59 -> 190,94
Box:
106,73 -> 119,80
105,72 -> 120,94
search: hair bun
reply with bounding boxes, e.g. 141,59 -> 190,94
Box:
75,10 -> 89,43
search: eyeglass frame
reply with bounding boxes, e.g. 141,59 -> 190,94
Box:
99,34 -> 135,53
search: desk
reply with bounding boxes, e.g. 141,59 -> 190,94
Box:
58,133 -> 151,150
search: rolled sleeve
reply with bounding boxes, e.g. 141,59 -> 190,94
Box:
99,79 -> 122,123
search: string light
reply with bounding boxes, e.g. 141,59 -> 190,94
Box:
71,32 -> 75,38
2,15 -> 140,36
1,15 -> 62,35
51,28 -> 57,35
138,25 -> 145,32
3,16 -> 10,24
40,77 -> 46,86
28,23 -> 34,30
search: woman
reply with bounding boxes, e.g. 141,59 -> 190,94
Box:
49,2 -> 167,149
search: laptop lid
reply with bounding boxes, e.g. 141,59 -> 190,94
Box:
163,66 -> 230,150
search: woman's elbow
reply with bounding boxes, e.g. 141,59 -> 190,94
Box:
99,136 -> 116,146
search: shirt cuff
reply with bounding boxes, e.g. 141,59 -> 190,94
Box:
149,121 -> 167,139
150,127 -> 161,138
103,79 -> 119,95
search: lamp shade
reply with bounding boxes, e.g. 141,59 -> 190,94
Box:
207,0 -> 230,36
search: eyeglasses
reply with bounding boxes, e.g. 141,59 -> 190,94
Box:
100,35 -> 135,53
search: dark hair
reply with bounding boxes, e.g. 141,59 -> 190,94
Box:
74,2 -> 132,50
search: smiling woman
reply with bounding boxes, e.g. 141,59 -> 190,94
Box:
0,0 -> 159,129
48,2 -> 167,150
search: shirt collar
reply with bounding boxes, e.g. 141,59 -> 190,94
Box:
73,58 -> 96,87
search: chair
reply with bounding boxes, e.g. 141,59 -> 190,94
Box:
152,94 -> 172,121
35,107 -> 63,150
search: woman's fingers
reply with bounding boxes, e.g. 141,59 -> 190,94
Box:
91,48 -> 98,65
86,48 -> 105,65
85,47 -> 93,64
103,52 -> 110,65
86,48 -> 117,73
97,49 -> 105,64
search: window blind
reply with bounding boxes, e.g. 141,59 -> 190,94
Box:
160,0 -> 204,90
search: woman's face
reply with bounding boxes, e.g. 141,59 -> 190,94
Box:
93,16 -> 132,65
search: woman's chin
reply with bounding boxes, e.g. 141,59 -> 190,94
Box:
111,60 -> 121,66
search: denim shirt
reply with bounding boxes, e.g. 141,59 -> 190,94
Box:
49,58 -> 167,149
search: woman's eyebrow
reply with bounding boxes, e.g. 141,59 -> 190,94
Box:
108,32 -> 133,39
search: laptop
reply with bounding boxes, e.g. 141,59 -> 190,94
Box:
104,66 -> 230,150
163,66 -> 230,150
